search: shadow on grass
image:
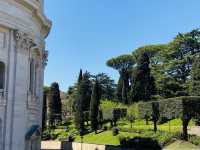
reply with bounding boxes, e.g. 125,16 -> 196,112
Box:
116,137 -> 161,150
62,137 -> 161,150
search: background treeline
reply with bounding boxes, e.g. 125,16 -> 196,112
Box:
107,28 -> 200,104
42,28 -> 200,143
63,28 -> 200,110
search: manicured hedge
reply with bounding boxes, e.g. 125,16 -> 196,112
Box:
102,108 -> 127,121
138,96 -> 200,120
137,96 -> 200,140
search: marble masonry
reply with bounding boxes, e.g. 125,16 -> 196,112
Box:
0,0 -> 51,150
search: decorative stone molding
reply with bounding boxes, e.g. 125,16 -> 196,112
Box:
14,30 -> 36,52
42,50 -> 48,67
14,0 -> 52,38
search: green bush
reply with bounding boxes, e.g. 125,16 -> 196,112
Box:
42,130 -> 51,140
57,132 -> 68,141
189,135 -> 200,146
112,127 -> 119,136
103,126 -> 108,131
50,132 -> 59,140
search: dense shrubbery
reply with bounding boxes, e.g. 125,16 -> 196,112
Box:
188,135 -> 200,146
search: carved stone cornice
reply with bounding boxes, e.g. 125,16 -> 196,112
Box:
14,30 -> 36,52
14,0 -> 52,38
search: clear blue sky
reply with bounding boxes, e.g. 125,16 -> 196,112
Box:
44,0 -> 200,91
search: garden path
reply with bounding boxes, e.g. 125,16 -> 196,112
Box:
188,126 -> 200,136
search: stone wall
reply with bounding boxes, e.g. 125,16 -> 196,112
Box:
41,141 -> 131,150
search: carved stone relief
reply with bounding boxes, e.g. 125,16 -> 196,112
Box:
14,30 -> 36,53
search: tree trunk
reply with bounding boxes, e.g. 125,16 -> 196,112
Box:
110,120 -> 113,127
153,120 -> 157,133
182,119 -> 190,141
145,118 -> 149,125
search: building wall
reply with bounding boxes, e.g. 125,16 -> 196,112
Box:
0,0 -> 51,150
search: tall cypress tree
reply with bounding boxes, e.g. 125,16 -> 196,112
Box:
90,79 -> 101,133
78,69 -> 83,82
132,52 -> 156,101
48,82 -> 62,126
74,69 -> 85,131
190,57 -> 200,96
82,72 -> 92,111
42,87 -> 49,130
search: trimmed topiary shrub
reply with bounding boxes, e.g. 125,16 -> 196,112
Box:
112,127 -> 119,136
103,126 -> 108,131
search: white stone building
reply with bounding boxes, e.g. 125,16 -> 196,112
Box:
0,0 -> 51,150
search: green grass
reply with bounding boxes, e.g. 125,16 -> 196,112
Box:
44,118 -> 196,147
74,130 -> 176,146
164,140 -> 200,150
117,119 -> 195,133
75,131 -> 121,145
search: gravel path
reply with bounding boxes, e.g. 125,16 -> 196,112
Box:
188,126 -> 200,136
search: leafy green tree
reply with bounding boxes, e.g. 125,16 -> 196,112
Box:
90,79 -> 101,133
133,44 -> 178,98
132,52 -> 156,101
166,29 -> 200,95
190,57 -> 200,96
63,86 -> 77,117
107,55 -> 135,103
95,73 -> 116,100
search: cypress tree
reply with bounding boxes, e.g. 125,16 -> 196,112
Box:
74,69 -> 85,131
82,72 -> 92,111
48,82 -> 62,126
90,79 -> 101,133
42,87 -> 49,130
78,69 -> 83,82
132,52 -> 156,101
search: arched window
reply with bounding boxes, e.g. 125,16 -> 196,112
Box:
0,62 -> 5,89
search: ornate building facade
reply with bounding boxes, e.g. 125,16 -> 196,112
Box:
0,0 -> 51,150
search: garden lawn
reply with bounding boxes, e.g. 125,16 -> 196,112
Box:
118,119 -> 195,133
74,130 -> 176,146
75,131 -> 134,145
